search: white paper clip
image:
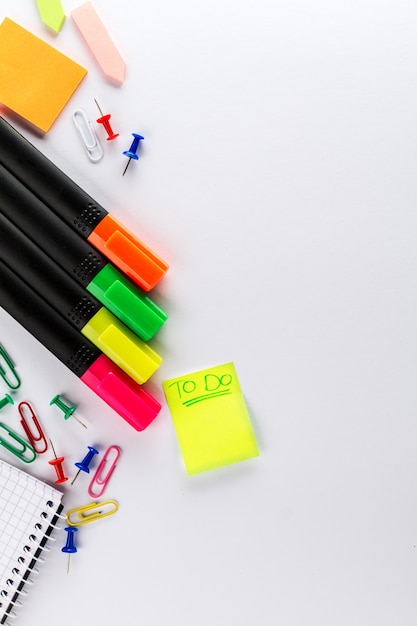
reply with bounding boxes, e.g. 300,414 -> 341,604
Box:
73,109 -> 103,162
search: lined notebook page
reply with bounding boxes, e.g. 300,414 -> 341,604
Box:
0,460 -> 63,625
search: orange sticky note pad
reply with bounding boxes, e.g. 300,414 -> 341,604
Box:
0,18 -> 87,132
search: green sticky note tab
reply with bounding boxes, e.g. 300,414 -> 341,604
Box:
162,362 -> 259,475
36,0 -> 66,33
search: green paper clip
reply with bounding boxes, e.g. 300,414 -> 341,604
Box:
0,422 -> 36,463
0,343 -> 21,389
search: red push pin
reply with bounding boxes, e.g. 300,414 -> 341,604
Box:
48,439 -> 68,484
94,99 -> 119,141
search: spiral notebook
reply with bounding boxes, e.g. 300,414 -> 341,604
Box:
0,459 -> 64,625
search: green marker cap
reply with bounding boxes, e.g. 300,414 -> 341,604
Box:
87,264 -> 167,341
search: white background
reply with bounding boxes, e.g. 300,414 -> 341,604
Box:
0,0 -> 416,624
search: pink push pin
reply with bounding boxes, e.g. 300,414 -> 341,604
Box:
94,99 -> 119,140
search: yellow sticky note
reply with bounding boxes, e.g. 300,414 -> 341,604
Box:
163,362 -> 259,475
0,18 -> 87,132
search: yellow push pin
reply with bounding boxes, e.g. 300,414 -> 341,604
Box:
36,0 -> 66,33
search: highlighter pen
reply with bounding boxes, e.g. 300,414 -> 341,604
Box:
0,116 -> 168,291
0,258 -> 161,431
0,163 -> 167,341
0,211 -> 162,386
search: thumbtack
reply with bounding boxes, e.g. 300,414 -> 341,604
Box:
94,99 -> 119,141
48,439 -> 68,484
71,445 -> 99,485
49,394 -> 87,428
0,393 -> 14,411
61,527 -> 78,573
122,133 -> 144,176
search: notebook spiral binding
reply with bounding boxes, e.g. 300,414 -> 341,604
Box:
0,501 -> 65,625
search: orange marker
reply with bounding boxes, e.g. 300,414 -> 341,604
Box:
0,117 -> 168,291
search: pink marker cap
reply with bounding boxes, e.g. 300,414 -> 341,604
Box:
81,354 -> 161,430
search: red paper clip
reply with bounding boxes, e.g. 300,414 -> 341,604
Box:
88,445 -> 120,498
18,401 -> 48,454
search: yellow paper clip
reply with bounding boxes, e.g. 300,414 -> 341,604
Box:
66,500 -> 118,526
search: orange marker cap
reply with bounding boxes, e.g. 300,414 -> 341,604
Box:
87,214 -> 168,291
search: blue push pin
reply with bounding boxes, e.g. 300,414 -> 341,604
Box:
122,133 -> 144,176
62,527 -> 78,573
71,445 -> 99,485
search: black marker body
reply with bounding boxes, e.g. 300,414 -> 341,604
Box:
0,116 -> 107,235
0,211 -> 102,328
0,116 -> 169,292
0,164 -> 168,340
0,258 -> 100,377
0,259 -> 162,431
0,162 -> 106,285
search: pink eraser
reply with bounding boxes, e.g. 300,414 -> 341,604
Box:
71,2 -> 126,85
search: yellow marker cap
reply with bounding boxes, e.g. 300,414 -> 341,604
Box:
82,308 -> 162,385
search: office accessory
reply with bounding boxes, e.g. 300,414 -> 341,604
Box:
48,440 -> 68,484
61,527 -> 78,573
0,118 -> 168,292
0,344 -> 21,390
0,423 -> 36,463
71,2 -> 126,85
123,134 -> 144,176
36,0 -> 66,33
18,402 -> 48,454
49,394 -> 87,428
0,458 -> 64,623
0,258 -> 161,431
0,19 -> 87,132
0,162 -> 167,340
0,211 -> 162,384
88,445 -> 120,498
71,446 -> 99,485
50,459 -> 67,484
94,99 -> 119,140
49,442 -> 68,485
73,109 -> 103,162
163,362 -> 260,475
0,395 -> 13,411
66,500 -> 118,526
50,395 -> 77,421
